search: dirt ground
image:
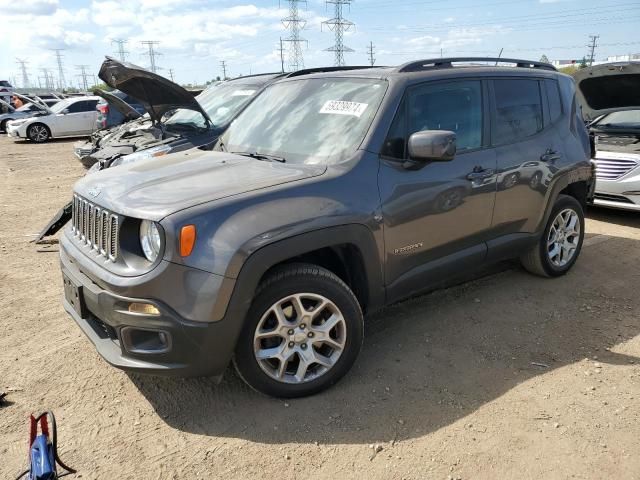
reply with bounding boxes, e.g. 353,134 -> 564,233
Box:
1,135 -> 639,480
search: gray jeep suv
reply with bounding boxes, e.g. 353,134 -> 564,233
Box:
59,58 -> 594,398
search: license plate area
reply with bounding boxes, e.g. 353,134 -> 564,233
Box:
63,272 -> 86,318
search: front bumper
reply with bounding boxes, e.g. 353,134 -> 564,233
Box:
6,124 -> 22,138
59,234 -> 240,378
74,140 -> 95,160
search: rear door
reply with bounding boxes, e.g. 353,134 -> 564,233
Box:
378,79 -> 497,299
490,77 -> 564,234
58,100 -> 91,135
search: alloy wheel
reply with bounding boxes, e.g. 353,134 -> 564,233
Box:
253,293 -> 347,384
30,125 -> 48,142
547,208 -> 580,267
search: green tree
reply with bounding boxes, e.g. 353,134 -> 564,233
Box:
578,57 -> 588,69
540,54 -> 550,63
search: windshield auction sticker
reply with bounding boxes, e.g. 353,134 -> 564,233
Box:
319,100 -> 368,118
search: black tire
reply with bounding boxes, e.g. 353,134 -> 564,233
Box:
0,119 -> 8,132
27,123 -> 50,143
233,263 -> 364,398
521,194 -> 585,277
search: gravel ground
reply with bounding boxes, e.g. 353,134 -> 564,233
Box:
1,135 -> 639,480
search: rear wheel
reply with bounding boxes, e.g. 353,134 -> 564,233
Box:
0,119 -> 8,132
27,123 -> 50,143
234,264 -> 364,398
521,194 -> 584,277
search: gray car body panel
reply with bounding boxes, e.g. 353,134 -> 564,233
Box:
61,63 -> 593,378
93,88 -> 142,121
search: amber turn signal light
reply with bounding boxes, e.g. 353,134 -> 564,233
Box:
179,225 -> 196,257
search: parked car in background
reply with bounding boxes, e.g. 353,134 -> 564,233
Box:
6,96 -> 100,142
59,58 -> 593,397
94,89 -> 145,130
575,62 -> 640,211
0,98 -> 60,132
74,57 -> 282,170
0,80 -> 14,105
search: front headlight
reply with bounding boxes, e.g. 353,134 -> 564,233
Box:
140,220 -> 162,262
112,145 -> 172,167
8,119 -> 27,127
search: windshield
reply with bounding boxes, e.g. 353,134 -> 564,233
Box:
165,82 -> 262,128
49,99 -> 73,114
219,78 -> 387,164
596,110 -> 640,129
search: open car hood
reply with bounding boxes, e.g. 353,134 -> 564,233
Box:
574,62 -> 640,121
93,88 -> 142,121
0,97 -> 14,113
98,56 -> 211,126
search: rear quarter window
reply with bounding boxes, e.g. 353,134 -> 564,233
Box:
492,79 -> 543,145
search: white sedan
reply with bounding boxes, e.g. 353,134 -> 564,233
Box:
7,96 -> 100,143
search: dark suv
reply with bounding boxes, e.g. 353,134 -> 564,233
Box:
59,58 -> 594,398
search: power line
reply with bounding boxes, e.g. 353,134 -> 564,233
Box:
15,58 -> 30,89
51,49 -> 66,90
281,0 -> 307,71
76,65 -> 90,92
220,60 -> 228,80
588,34 -> 600,66
322,0 -> 355,66
111,39 -> 129,62
141,41 -> 161,73
367,41 -> 376,66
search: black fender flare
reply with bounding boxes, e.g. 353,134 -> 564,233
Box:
212,223 -> 384,331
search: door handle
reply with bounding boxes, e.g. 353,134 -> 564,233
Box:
541,149 -> 561,163
466,168 -> 495,181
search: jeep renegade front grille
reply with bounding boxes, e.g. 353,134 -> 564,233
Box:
71,194 -> 119,261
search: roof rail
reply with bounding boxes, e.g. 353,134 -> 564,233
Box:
286,65 -> 382,78
398,57 -> 557,73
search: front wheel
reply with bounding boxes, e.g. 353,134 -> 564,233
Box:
27,123 -> 50,143
521,194 -> 585,277
234,264 -> 364,398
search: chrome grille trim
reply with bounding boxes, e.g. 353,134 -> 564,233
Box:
593,157 -> 639,180
71,194 -> 120,262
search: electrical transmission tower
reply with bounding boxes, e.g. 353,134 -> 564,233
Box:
220,60 -> 228,80
76,65 -> 90,91
112,39 -> 129,62
367,41 -> 375,66
141,41 -> 161,73
322,0 -> 355,66
281,0 -> 307,71
40,68 -> 54,90
51,49 -> 67,90
15,58 -> 30,88
588,35 -> 599,66
168,69 -> 175,82
278,38 -> 286,73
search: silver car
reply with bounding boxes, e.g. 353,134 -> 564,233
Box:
575,62 -> 640,211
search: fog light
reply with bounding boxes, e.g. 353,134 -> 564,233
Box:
128,302 -> 160,316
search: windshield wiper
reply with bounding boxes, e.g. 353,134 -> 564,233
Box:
231,151 -> 286,163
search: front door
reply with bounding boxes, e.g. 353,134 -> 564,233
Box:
378,79 -> 497,300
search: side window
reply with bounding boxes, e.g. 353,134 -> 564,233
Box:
381,99 -> 406,159
545,79 -> 562,124
492,79 -> 543,145
408,80 -> 482,151
66,101 -> 86,113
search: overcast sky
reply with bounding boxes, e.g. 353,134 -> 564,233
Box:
1,0 -> 639,87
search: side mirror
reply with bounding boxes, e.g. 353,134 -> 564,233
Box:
408,130 -> 456,162
61,108 -> 69,114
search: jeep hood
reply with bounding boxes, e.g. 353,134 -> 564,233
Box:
574,62 -> 640,121
98,56 -> 211,126
93,88 -> 142,121
73,150 -> 326,220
